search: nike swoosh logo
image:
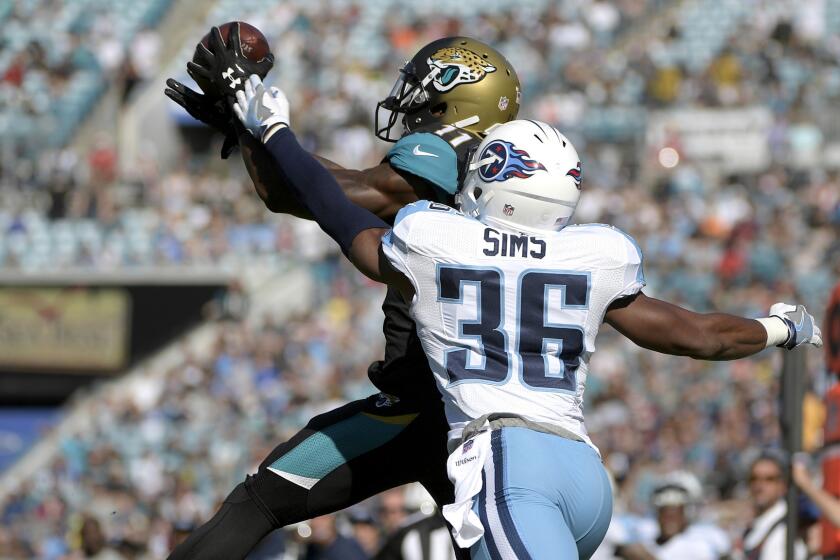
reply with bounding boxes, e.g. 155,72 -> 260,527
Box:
413,145 -> 439,158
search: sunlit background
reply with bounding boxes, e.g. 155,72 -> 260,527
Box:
0,0 -> 838,558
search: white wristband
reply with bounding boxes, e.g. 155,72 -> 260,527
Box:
757,317 -> 790,348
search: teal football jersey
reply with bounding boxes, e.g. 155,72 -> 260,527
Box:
385,124 -> 481,201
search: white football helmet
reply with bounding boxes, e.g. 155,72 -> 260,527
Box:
457,120 -> 582,234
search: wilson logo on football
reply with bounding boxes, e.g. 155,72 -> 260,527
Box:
477,140 -> 546,183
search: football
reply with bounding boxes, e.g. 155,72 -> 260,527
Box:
192,21 -> 271,97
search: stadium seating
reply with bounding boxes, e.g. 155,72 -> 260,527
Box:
0,0 -> 838,556
0,260 -> 385,557
0,0 -> 172,152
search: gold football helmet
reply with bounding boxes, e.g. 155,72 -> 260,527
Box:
376,36 -> 521,141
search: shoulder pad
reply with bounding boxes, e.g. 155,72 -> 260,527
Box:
409,124 -> 482,185
581,223 -> 646,292
393,200 -> 457,227
574,224 -> 644,259
385,133 -> 458,196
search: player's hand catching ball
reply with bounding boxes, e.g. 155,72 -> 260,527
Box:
189,23 -> 274,99
769,303 -> 823,349
164,78 -> 239,159
232,75 -> 290,143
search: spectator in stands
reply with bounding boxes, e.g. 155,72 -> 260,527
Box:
601,471 -> 729,559
79,515 -> 125,560
304,514 -> 368,560
349,508 -> 383,557
793,454 -> 840,527
378,489 -> 410,536
205,279 -> 250,322
0,526 -> 32,559
792,452 -> 840,555
739,451 -> 807,560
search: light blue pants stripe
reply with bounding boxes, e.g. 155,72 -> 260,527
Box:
470,427 -> 612,559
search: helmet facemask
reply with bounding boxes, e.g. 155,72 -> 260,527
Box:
375,62 -> 442,142
455,180 -> 490,219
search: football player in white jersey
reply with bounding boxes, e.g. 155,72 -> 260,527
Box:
232,76 -> 823,559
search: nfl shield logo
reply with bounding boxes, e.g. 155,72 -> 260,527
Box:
498,96 -> 509,111
462,439 -> 474,454
503,204 -> 515,216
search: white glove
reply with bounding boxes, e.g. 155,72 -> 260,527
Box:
768,303 -> 823,349
232,74 -> 290,143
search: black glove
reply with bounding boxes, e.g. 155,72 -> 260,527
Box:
187,23 -> 274,100
164,78 -> 239,159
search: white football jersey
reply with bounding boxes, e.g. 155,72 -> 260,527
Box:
382,201 -> 645,452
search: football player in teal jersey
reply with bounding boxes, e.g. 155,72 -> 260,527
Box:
166,33 -> 520,559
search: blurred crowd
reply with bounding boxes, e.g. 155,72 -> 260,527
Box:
0,144 -> 293,269
0,258 -> 389,558
0,0 -> 839,558
0,0 -> 169,151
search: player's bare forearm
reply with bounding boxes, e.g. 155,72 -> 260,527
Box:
238,132 -> 428,221
239,130 -> 310,217
347,228 -> 389,281
338,164 -> 432,219
348,229 -> 415,300
244,121 -> 415,301
604,293 -> 767,360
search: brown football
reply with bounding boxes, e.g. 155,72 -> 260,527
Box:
192,21 -> 271,97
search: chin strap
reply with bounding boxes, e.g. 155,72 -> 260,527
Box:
411,66 -> 441,106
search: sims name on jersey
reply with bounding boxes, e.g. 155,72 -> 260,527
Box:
482,228 -> 547,259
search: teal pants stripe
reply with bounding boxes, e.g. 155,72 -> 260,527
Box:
269,413 -> 412,480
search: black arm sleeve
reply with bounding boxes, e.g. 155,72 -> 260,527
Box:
263,128 -> 389,255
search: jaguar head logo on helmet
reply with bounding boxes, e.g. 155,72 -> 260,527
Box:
375,37 -> 520,142
426,46 -> 497,92
457,120 -> 583,234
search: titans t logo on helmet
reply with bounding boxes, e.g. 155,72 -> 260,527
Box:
567,161 -> 582,189
478,140 -> 546,183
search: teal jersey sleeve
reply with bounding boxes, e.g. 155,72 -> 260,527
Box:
385,133 -> 459,198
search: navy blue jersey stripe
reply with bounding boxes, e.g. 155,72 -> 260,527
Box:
477,469 -> 502,559
492,429 -> 532,560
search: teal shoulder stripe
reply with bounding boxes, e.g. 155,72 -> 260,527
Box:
386,132 -> 458,195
